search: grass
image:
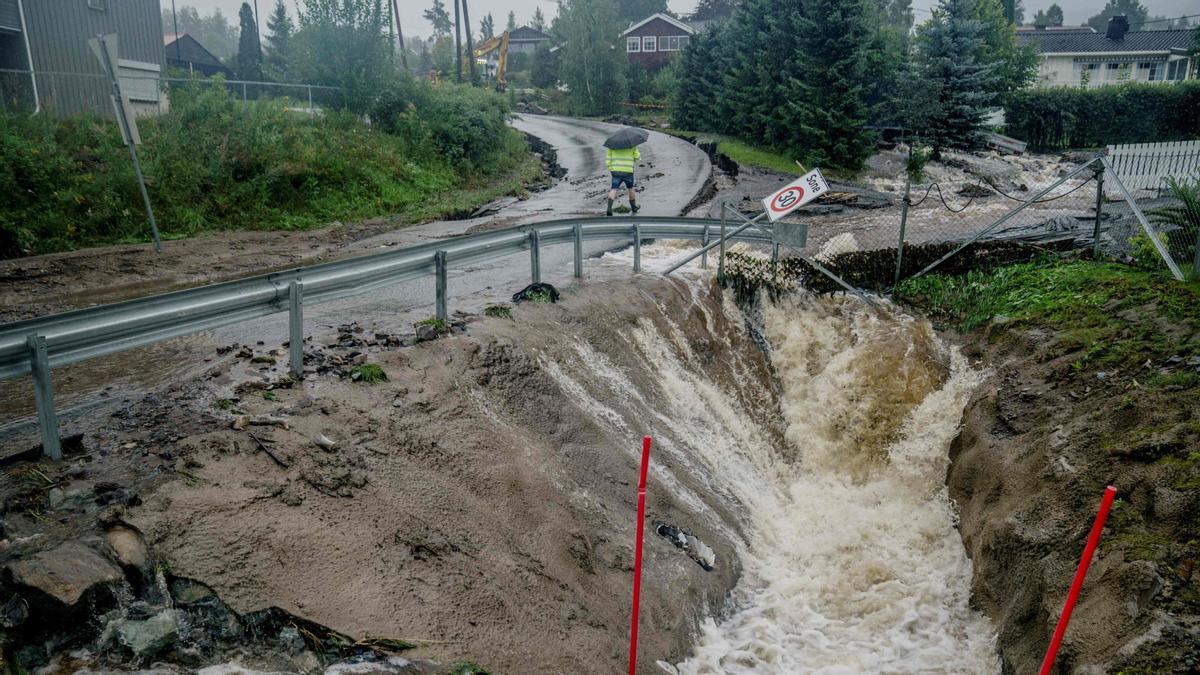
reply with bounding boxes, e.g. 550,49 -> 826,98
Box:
484,305 -> 513,319
895,260 -> 1200,379
416,317 -> 450,332
660,128 -> 859,180
350,364 -> 387,384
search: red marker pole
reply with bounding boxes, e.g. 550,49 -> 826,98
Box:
1039,485 -> 1118,675
628,436 -> 652,675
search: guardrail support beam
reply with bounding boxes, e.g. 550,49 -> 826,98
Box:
529,230 -> 541,284
718,202 -> 728,280
435,250 -> 449,321
288,281 -> 304,379
27,334 -> 61,460
701,224 -> 710,269
1092,164 -> 1105,259
573,223 -> 583,278
633,224 -> 642,274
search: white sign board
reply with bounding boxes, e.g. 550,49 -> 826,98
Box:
761,168 -> 830,222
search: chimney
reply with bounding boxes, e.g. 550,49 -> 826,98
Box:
1106,15 -> 1130,40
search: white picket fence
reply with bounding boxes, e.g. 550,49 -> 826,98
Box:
1105,140 -> 1200,197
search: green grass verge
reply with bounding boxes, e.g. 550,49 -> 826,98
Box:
895,260 -> 1200,377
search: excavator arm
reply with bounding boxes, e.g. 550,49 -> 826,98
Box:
472,31 -> 509,92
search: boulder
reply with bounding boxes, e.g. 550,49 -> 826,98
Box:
115,608 -> 180,658
105,526 -> 148,570
5,541 -> 123,606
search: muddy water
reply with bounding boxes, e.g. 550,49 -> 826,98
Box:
591,248 -> 1000,672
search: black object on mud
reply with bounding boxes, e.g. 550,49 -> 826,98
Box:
512,283 -> 561,304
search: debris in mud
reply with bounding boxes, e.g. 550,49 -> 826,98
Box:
654,522 -> 716,571
512,283 -> 560,304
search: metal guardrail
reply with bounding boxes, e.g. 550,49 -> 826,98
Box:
2,216 -> 771,458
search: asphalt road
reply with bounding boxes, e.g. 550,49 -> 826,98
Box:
0,115 -> 713,441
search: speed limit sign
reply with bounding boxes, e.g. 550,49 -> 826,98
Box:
762,168 -> 829,222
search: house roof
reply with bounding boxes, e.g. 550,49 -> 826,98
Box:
622,13 -> 695,37
1016,25 -> 1096,34
1018,28 -> 1195,54
508,26 -> 552,42
164,32 -> 229,69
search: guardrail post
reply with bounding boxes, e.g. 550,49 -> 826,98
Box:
288,281 -> 304,380
701,223 -> 710,269
435,251 -> 449,321
573,223 -> 583,279
307,85 -> 313,111
771,242 -> 780,266
27,335 -> 61,460
1092,161 -> 1105,259
718,202 -> 727,281
241,82 -> 247,101
529,229 -> 541,283
895,172 -> 912,286
633,224 -> 642,273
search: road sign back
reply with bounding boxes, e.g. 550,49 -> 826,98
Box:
762,168 -> 830,222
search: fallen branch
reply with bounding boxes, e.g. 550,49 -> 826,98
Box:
247,432 -> 290,469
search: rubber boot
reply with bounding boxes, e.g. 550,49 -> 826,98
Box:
607,199 -> 614,217
630,200 -> 641,214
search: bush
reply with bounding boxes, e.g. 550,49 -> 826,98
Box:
1004,82 -> 1200,151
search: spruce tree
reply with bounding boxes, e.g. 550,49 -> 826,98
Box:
424,0 -> 453,38
916,0 -> 997,153
557,0 -> 626,115
480,13 -> 494,40
784,0 -> 873,171
235,2 -> 263,82
506,11 -> 516,31
265,0 -> 293,78
531,7 -> 547,32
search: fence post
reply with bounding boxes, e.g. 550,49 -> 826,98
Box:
27,335 -> 61,460
1092,161 -> 1106,259
895,171 -> 912,286
435,251 -> 448,321
288,281 -> 304,379
701,223 -> 710,269
633,224 -> 642,274
718,202 -> 727,281
242,82 -> 247,101
529,229 -> 541,283
307,85 -> 313,111
1192,228 -> 1200,280
573,223 -> 583,279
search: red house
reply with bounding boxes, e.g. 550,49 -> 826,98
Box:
622,13 -> 696,70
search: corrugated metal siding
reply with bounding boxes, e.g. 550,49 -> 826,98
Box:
23,0 -> 165,116
0,0 -> 20,33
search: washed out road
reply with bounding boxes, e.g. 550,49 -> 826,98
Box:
0,115 -> 712,444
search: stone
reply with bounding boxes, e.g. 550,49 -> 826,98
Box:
5,541 -> 123,606
106,527 -> 148,569
278,625 -> 305,654
115,609 -> 180,658
415,324 -> 440,343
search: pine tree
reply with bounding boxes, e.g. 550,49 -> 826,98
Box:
265,0 -> 293,77
691,0 -> 737,20
916,0 -> 997,152
235,2 -> 263,81
506,11 -> 516,31
424,0 -> 453,38
1046,3 -> 1064,26
616,0 -> 668,22
671,27 -> 719,130
1087,0 -> 1149,32
557,0 -> 626,115
480,13 -> 494,40
974,0 -> 1037,95
531,7 -> 547,32
783,0 -> 873,171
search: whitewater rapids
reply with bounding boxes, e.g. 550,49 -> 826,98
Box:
589,248 -> 1001,673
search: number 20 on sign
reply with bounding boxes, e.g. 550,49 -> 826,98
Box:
762,168 -> 830,222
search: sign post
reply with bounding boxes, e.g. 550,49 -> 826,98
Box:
628,436 -> 652,675
90,33 -> 162,253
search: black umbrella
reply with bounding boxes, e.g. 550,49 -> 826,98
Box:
604,127 -> 650,150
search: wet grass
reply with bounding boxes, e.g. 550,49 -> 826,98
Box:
484,305 -> 513,320
350,364 -> 387,384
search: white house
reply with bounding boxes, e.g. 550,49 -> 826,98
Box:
1018,18 -> 1197,88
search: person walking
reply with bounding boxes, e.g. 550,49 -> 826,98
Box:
603,128 -> 649,217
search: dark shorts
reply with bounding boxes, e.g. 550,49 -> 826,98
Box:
611,172 -> 635,189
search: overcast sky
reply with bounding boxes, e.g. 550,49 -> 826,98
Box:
176,0 -> 1198,40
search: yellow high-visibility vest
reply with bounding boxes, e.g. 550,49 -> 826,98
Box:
606,147 -> 640,174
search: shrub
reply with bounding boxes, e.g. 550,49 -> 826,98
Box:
1004,82 -> 1200,151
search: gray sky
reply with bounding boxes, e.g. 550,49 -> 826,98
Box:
178,1 -> 1199,41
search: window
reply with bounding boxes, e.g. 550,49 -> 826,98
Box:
665,36 -> 680,51
679,36 -> 690,48
627,37 -> 640,52
1166,60 -> 1186,81
88,0 -> 106,10
642,36 -> 656,52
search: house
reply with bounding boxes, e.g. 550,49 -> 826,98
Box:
1018,17 -> 1197,88
622,13 -> 696,70
165,32 -> 233,78
0,0 -> 165,116
507,26 -> 553,55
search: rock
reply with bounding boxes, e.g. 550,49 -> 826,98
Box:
115,609 -> 180,658
170,578 -> 216,605
231,415 -> 248,431
314,434 -> 338,451
5,541 -> 123,606
0,594 -> 29,628
415,324 -> 440,343
48,484 -> 93,510
279,625 -> 305,654
106,527 -> 148,570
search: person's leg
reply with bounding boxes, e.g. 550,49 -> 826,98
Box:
628,187 -> 639,213
608,174 -> 620,216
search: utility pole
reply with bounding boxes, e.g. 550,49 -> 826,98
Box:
170,0 -> 181,65
453,0 -> 463,82
462,0 -> 476,85
391,0 -> 407,70
254,0 -> 261,41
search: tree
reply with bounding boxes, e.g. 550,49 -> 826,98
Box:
480,13 -> 494,40
557,0 -> 626,115
506,11 -> 517,31
163,5 -> 239,59
1087,0 -> 1149,32
531,7 -> 547,31
973,0 -> 1037,95
531,43 -> 560,87
617,0 -> 668,22
1046,3 -> 1063,26
293,0 -> 390,110
424,0 -> 453,38
882,0 -> 914,29
916,0 -> 997,153
235,2 -> 263,81
691,0 -> 737,20
864,0 -> 913,126
265,0 -> 294,77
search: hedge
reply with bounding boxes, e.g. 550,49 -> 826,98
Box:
1004,81 -> 1200,151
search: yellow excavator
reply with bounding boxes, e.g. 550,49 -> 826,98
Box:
473,31 -> 510,92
